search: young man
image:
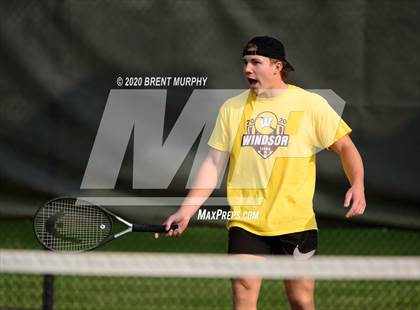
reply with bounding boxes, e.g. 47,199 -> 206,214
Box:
157,36 -> 366,310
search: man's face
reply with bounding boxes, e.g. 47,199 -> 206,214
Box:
243,55 -> 281,95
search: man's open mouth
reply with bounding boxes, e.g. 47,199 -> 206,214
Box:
248,78 -> 259,86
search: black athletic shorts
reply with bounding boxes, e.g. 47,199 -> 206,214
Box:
228,227 -> 318,258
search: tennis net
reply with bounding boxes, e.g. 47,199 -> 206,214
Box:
1,250 -> 419,309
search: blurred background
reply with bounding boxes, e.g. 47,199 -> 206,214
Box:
1,1 -> 419,309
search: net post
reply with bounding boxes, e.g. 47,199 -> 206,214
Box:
42,274 -> 54,310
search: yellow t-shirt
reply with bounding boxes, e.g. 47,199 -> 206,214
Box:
208,85 -> 352,236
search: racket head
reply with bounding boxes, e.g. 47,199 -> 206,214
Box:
33,197 -> 113,252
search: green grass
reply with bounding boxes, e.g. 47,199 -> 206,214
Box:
1,219 -> 419,309
2,219 -> 420,255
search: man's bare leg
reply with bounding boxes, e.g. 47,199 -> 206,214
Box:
284,278 -> 315,310
231,277 -> 262,310
231,254 -> 264,310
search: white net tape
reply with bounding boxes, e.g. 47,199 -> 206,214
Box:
1,250 -> 419,280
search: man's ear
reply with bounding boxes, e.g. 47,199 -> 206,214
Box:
274,61 -> 283,75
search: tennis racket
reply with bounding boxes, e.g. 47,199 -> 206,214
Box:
33,197 -> 178,252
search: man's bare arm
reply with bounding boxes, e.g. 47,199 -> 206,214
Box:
330,135 -> 366,218
156,147 -> 229,237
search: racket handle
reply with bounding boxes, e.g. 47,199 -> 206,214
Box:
132,224 -> 178,233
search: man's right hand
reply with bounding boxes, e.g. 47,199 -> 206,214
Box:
154,210 -> 191,239
154,148 -> 228,239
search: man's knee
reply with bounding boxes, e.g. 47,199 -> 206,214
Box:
284,279 -> 315,310
232,278 -> 261,306
288,295 -> 315,310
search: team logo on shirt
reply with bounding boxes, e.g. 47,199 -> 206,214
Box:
241,111 -> 289,159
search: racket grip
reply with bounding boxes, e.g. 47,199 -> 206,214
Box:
132,224 -> 178,233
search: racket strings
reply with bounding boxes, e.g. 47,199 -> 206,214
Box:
34,198 -> 112,251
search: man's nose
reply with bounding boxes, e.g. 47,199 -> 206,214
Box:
244,63 -> 253,74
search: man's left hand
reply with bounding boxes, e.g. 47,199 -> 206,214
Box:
343,184 -> 366,218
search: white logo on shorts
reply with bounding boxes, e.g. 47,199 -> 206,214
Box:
293,246 -> 316,260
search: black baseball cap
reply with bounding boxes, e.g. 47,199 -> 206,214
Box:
243,36 -> 294,71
